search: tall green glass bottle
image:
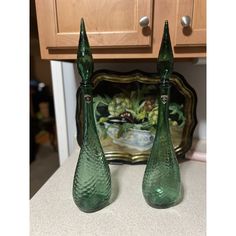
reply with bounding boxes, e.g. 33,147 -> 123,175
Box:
72,19 -> 111,213
142,21 -> 182,208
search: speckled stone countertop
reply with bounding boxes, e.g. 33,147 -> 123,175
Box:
30,147 -> 206,236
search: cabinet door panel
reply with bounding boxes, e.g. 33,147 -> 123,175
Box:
36,0 -> 153,50
175,0 -> 206,46
56,0 -> 136,32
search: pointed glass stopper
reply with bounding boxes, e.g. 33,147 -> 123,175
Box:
157,20 -> 174,84
77,18 -> 94,84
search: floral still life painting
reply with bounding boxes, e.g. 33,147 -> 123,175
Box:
76,70 -> 197,163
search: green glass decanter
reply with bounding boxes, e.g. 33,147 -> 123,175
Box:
72,19 -> 111,213
142,21 -> 182,208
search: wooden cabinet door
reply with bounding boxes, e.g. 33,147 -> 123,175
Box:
35,0 -> 153,58
175,0 -> 206,46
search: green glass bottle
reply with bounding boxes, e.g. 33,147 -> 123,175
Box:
72,18 -> 111,213
142,21 -> 182,208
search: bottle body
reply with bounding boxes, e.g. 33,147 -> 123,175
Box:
142,84 -> 182,208
73,84 -> 111,212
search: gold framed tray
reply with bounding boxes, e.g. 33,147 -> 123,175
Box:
76,70 -> 197,164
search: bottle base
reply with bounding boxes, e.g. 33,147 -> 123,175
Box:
73,194 -> 110,213
143,192 -> 183,209
144,198 -> 180,209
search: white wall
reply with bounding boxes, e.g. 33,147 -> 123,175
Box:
174,61 -> 206,140
53,60 -> 206,162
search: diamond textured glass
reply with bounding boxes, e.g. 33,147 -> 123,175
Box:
142,21 -> 182,208
72,19 -> 111,213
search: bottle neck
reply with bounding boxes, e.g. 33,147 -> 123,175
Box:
81,83 -> 98,142
156,84 -> 171,133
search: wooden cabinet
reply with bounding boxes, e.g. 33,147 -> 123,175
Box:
35,0 -> 206,60
175,0 -> 206,46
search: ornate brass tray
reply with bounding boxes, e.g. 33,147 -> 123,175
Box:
76,70 -> 197,164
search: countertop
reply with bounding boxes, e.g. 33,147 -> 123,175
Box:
30,147 -> 206,236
